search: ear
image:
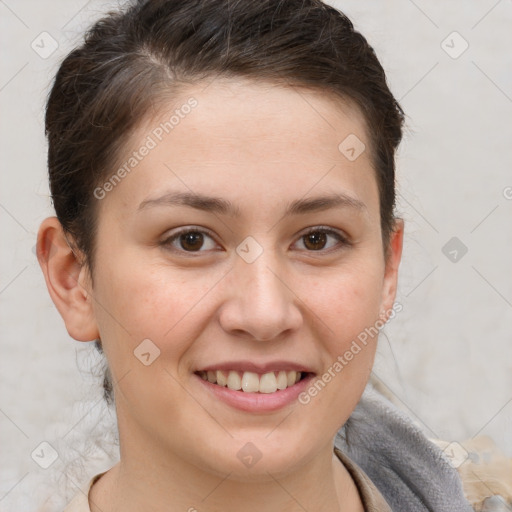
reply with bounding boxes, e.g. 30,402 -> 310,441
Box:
36,216 -> 100,342
379,218 -> 404,320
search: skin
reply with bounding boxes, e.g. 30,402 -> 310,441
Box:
37,78 -> 403,511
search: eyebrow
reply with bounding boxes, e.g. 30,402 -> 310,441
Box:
137,190 -> 366,217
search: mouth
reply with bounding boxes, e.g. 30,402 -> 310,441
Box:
195,369 -> 311,394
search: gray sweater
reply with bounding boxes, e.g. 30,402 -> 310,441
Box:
335,386 -> 474,511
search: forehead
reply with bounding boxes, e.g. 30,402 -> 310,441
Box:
96,78 -> 377,219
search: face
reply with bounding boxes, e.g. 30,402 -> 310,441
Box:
60,78 -> 402,479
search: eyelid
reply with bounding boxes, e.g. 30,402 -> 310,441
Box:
294,225 -> 350,251
299,225 -> 349,240
160,225 -> 350,255
161,226 -> 221,254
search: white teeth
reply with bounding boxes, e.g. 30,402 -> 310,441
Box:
276,371 -> 288,390
241,372 -> 260,392
216,370 -> 228,387
199,369 -> 304,393
226,371 -> 242,390
259,372 -> 277,393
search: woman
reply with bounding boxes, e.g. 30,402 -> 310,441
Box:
36,0 -> 473,510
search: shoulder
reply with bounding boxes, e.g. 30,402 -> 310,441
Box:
334,447 -> 393,511
63,472 -> 106,512
431,435 -> 512,511
335,386 -> 474,511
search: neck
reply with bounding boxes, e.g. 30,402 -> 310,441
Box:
89,421 -> 363,512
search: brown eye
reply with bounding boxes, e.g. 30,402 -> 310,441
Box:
303,231 -> 328,250
179,231 -> 204,251
295,227 -> 348,252
161,228 -> 219,254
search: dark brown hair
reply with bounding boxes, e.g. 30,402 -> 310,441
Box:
45,0 -> 404,404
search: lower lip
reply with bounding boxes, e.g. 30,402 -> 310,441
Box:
194,373 -> 314,412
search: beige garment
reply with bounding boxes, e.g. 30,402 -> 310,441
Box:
63,448 -> 391,511
431,435 -> 512,511
334,447 -> 393,511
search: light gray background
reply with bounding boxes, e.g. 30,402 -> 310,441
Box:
1,1 -> 511,510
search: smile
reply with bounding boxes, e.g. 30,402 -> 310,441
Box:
196,370 -> 306,393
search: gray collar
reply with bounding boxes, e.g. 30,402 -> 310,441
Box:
335,386 -> 473,512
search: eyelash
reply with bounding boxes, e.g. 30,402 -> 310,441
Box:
160,225 -> 350,256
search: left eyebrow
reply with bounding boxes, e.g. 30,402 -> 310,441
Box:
137,190 -> 366,216
285,193 -> 367,216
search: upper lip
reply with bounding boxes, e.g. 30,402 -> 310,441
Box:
195,360 -> 315,374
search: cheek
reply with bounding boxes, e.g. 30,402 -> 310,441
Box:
91,259 -> 222,422
309,260 -> 385,348
294,260 -> 385,434
93,257 -> 220,374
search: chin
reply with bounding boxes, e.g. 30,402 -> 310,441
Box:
193,433 -> 315,482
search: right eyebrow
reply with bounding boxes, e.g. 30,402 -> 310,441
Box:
137,191 -> 241,216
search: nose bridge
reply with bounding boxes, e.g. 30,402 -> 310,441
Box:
241,250 -> 283,307
220,238 -> 302,340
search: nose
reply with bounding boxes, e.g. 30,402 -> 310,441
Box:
218,248 -> 303,342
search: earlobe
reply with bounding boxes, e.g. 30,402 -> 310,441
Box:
380,219 -> 404,319
36,216 -> 100,342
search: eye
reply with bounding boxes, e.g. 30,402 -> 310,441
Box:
161,227 -> 219,253
294,226 -> 349,252
160,225 -> 349,255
